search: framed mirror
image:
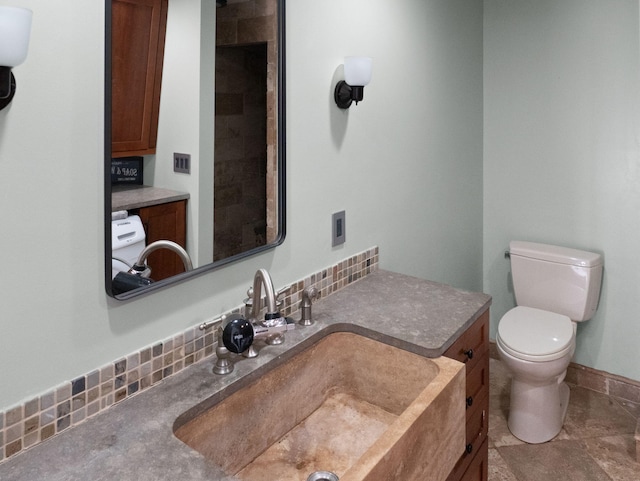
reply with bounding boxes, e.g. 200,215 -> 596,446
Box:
104,0 -> 286,299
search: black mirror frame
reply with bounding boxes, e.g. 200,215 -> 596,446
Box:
104,0 -> 286,300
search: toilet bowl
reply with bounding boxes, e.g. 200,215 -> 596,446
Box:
498,241 -> 603,444
497,306 -> 576,443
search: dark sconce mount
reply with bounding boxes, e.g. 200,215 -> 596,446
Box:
0,67 -> 17,111
334,81 -> 365,109
334,56 -> 372,110
0,6 -> 33,112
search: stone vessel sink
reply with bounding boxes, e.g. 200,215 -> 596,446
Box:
174,331 -> 465,481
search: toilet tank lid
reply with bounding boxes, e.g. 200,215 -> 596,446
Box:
510,241 -> 603,268
112,215 -> 145,250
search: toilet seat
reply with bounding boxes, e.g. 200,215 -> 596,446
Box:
498,306 -> 574,362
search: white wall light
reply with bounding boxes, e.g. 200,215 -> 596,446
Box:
0,6 -> 33,111
334,56 -> 373,109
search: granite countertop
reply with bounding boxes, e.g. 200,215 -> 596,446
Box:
112,185 -> 190,211
0,270 -> 490,481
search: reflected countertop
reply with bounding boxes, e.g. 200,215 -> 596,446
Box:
0,270 -> 491,481
112,185 -> 190,211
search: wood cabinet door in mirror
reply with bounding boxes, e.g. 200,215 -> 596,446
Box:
137,200 -> 187,281
111,0 -> 168,157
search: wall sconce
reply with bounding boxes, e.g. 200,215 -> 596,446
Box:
334,56 -> 372,109
0,6 -> 33,111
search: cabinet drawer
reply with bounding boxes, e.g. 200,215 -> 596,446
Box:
444,310 -> 489,373
446,397 -> 488,481
465,392 -> 488,447
459,438 -> 489,481
465,352 -> 489,416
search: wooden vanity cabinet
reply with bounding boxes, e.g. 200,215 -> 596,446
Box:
135,200 -> 187,281
111,0 -> 168,157
444,309 -> 490,481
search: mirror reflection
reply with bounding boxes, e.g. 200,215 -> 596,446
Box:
105,0 -> 285,299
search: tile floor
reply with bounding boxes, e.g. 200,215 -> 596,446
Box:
488,357 -> 640,481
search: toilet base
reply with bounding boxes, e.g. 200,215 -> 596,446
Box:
508,378 -> 570,444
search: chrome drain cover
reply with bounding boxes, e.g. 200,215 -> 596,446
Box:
306,471 -> 339,481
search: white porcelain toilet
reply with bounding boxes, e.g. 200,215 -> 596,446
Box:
497,241 -> 603,444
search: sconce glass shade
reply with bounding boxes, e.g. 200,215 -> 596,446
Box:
344,56 -> 372,87
335,56 -> 373,109
0,6 -> 33,67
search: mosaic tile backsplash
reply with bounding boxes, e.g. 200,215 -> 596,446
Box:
0,247 -> 379,463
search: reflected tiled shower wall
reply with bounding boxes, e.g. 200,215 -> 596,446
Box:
214,44 -> 268,261
214,0 -> 279,261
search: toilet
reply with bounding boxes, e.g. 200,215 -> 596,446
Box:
497,241 -> 603,444
111,214 -> 146,278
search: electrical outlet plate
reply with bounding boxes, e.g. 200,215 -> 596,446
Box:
173,153 -> 191,174
332,211 -> 346,246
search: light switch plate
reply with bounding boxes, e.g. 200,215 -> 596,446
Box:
332,211 -> 346,246
173,153 -> 191,174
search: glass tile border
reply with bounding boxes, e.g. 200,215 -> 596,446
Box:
0,247 -> 379,463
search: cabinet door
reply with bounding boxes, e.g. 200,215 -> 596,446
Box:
137,200 -> 187,281
459,438 -> 488,481
111,0 -> 168,157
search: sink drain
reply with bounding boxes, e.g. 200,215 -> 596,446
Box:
306,471 -> 339,481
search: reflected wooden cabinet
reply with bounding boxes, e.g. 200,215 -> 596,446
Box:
445,309 -> 490,481
111,0 -> 168,157
136,200 -> 187,281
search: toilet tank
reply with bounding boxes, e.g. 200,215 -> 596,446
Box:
510,241 -> 603,321
112,215 -> 146,278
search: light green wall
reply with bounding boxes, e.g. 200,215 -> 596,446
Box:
0,0 -> 483,410
484,0 -> 640,381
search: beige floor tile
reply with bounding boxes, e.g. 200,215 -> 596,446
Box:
497,439 -> 612,481
489,358 -> 511,397
614,397 -> 640,419
488,448 -> 519,481
583,434 -> 640,481
488,395 -> 523,448
637,419 -> 640,463
564,387 -> 637,439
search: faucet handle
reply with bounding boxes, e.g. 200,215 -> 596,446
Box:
245,285 -> 291,317
276,285 -> 291,299
273,285 -> 291,313
221,315 -> 254,353
246,284 -> 290,301
199,315 -> 225,331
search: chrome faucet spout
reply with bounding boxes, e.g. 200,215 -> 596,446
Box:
250,268 -> 278,321
209,269 -> 294,368
129,240 -> 193,278
246,268 -> 290,349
